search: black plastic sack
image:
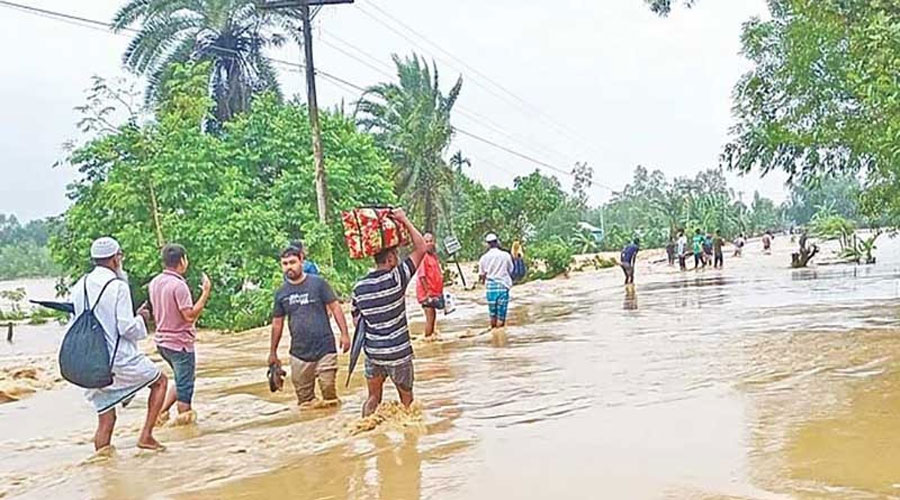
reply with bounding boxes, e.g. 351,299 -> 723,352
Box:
59,278 -> 119,389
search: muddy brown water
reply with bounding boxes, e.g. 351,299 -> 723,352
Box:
2,236 -> 900,499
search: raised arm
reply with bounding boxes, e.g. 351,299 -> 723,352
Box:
180,273 -> 212,323
392,208 -> 426,268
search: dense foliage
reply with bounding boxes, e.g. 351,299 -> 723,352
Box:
0,215 -> 59,280
445,169 -> 579,260
782,174 -> 862,226
585,166 -> 785,251
724,0 -> 900,224
52,63 -> 395,330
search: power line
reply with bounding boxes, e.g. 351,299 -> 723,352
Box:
357,0 -> 609,162
0,0 -> 616,195
316,25 -> 578,166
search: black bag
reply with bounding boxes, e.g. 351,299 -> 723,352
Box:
58,278 -> 119,389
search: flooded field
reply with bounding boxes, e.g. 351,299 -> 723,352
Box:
2,236 -> 899,499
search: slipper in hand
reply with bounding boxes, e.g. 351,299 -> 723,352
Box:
267,363 -> 286,392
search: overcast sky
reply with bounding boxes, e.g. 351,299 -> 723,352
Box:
0,0 -> 784,222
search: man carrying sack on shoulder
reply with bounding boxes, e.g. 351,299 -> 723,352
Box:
71,237 -> 168,454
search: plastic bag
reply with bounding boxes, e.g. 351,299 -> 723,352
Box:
443,291 -> 457,315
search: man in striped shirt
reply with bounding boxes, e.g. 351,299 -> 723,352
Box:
351,208 -> 427,417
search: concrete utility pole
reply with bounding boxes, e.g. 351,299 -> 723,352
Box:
262,0 -> 353,224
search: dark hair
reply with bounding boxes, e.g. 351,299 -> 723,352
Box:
161,244 -> 186,268
374,246 -> 397,265
281,241 -> 304,260
488,240 -> 500,249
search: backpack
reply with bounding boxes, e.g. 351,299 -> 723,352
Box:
511,257 -> 527,282
58,278 -> 119,389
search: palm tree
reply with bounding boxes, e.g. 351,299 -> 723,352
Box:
449,150 -> 471,173
112,0 -> 294,122
356,54 -> 463,233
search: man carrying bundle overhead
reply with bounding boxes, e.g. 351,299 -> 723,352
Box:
351,209 -> 427,417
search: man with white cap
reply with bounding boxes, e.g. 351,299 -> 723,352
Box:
478,233 -> 515,328
71,236 -> 168,453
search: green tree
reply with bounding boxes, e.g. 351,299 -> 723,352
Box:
723,0 -> 900,224
357,54 -> 463,234
0,215 -> 59,280
783,174 -> 862,225
588,166 -> 781,250
112,0 -> 293,123
52,63 -> 395,329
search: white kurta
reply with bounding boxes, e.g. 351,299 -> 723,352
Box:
70,266 -> 160,414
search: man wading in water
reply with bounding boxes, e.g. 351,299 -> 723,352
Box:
74,237 -> 168,453
416,233 -> 444,340
479,233 -> 515,329
149,244 -> 212,426
269,242 -> 351,406
352,209 -> 427,417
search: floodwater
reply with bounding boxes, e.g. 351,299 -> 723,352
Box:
2,236 -> 900,499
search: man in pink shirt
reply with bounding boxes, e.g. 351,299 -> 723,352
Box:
149,244 -> 211,425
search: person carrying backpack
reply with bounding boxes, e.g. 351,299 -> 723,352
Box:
511,241 -> 527,283
68,237 -> 168,454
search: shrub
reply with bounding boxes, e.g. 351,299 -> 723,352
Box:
527,239 -> 574,280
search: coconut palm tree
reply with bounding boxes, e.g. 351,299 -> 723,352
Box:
112,0 -> 295,122
356,54 -> 463,233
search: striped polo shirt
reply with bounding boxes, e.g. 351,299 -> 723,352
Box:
351,257 -> 417,366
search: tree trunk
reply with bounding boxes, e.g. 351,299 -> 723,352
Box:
791,244 -> 818,268
148,180 -> 164,248
424,190 -> 435,234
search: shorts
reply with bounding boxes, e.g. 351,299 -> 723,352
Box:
420,296 -> 445,310
486,281 -> 511,322
365,357 -> 414,391
290,353 -> 338,404
158,346 -> 196,404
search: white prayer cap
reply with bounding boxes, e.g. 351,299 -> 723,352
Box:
90,237 -> 121,259
485,233 -> 499,243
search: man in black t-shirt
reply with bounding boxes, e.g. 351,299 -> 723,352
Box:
269,243 -> 350,405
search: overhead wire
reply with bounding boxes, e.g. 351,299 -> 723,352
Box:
317,25 -> 578,166
357,0 -> 612,163
0,0 -> 616,195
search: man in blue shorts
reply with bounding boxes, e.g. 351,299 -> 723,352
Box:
478,233 -> 514,329
351,209 -> 427,417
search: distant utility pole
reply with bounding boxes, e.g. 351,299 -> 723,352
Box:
262,0 -> 354,225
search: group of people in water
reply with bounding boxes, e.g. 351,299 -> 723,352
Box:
66,209 -> 530,454
620,229 -> 779,285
